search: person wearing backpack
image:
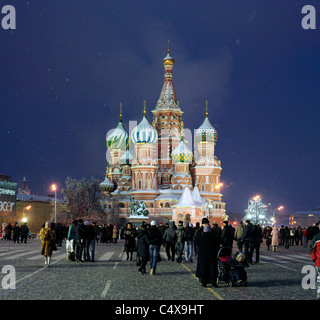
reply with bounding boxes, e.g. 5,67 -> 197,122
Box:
175,221 -> 187,263
162,221 -> 177,262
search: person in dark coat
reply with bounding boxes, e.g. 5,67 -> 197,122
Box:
175,221 -> 187,263
20,223 -> 29,244
123,223 -> 136,260
162,221 -> 177,261
100,224 -> 107,243
147,221 -> 163,275
12,222 -> 21,244
211,222 -> 222,251
84,221 -> 96,262
241,220 -> 253,263
75,219 -> 87,262
194,218 -> 218,287
249,224 -> 263,264
136,223 -> 150,274
193,222 -> 201,256
220,221 -> 234,249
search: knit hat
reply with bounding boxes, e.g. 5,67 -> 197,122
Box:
202,217 -> 209,225
84,221 -> 89,226
151,220 -> 156,226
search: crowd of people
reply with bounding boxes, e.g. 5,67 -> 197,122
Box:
0,222 -> 30,244
122,218 -> 259,287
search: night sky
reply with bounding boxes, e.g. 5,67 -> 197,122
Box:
1,0 -> 320,217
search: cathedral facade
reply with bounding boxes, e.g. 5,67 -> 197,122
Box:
100,49 -> 226,226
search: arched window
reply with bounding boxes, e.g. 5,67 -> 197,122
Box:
165,202 -> 170,208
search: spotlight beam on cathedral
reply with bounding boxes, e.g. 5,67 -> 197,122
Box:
100,48 -> 227,226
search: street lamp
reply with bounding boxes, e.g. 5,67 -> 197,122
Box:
273,205 -> 284,220
51,184 -> 57,223
215,183 -> 223,192
22,205 -> 31,222
206,199 -> 214,219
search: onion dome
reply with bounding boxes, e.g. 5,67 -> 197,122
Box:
163,41 -> 174,66
195,102 -> 218,145
163,51 -> 175,66
106,104 -> 129,150
99,176 -> 114,194
172,139 -> 193,163
120,148 -> 134,165
131,103 -> 158,144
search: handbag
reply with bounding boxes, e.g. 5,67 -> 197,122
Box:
66,239 -> 74,252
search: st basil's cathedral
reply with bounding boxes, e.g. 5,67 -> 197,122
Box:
100,48 -> 227,226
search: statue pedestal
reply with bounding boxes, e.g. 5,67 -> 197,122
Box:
127,215 -> 148,227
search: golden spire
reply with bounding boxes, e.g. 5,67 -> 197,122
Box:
180,119 -> 185,140
163,41 -> 174,66
205,100 -> 209,117
143,100 -> 147,117
119,102 -> 123,121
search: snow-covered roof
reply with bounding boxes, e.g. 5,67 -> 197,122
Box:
172,187 -> 197,208
16,193 -> 63,203
154,194 -> 180,201
192,186 -> 206,207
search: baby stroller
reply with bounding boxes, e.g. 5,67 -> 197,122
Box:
232,251 -> 248,287
217,247 -> 235,287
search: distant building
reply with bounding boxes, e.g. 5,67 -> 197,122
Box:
18,174 -> 31,195
0,174 -> 62,233
16,193 -> 56,233
289,209 -> 320,228
0,174 -> 17,226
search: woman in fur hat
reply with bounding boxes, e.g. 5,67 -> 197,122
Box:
39,221 -> 56,267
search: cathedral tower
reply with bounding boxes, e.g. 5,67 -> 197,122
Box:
106,104 -> 128,186
151,47 -> 184,188
130,103 -> 159,200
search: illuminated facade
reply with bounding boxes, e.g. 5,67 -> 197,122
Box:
100,49 -> 226,226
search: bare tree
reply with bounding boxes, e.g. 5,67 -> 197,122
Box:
61,177 -> 107,224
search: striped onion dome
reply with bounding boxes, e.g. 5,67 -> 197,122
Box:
172,139 -> 193,163
131,116 -> 158,144
195,116 -> 218,145
120,149 -> 134,165
99,176 -> 114,194
106,119 -> 129,150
